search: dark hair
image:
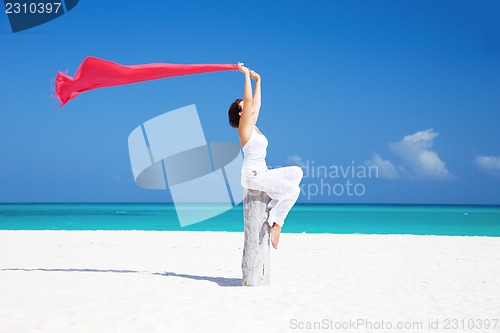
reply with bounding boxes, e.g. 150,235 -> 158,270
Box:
228,98 -> 243,128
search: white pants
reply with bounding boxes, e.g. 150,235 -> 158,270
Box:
243,165 -> 303,227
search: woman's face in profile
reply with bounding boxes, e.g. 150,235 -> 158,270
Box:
238,100 -> 244,116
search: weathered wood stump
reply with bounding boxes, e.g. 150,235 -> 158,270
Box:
241,189 -> 271,286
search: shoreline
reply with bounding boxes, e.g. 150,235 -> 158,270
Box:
0,229 -> 499,236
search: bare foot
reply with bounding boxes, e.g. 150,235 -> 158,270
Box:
271,223 -> 281,249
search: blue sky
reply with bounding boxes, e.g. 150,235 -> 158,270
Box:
0,0 -> 499,204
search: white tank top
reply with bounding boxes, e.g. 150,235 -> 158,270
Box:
241,125 -> 268,188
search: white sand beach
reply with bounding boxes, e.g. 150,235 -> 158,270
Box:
0,231 -> 499,333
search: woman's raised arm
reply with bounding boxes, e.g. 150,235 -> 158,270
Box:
250,69 -> 261,113
238,63 -> 260,131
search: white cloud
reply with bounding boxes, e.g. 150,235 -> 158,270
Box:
389,129 -> 453,180
474,155 -> 500,173
364,153 -> 401,180
286,154 -> 306,167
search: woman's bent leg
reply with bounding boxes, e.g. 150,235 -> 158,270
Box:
245,166 -> 303,248
267,166 -> 303,186
247,167 -> 302,227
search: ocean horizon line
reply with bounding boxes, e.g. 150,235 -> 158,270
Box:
1,202 -> 500,208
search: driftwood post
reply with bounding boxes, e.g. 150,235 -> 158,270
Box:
241,189 -> 272,286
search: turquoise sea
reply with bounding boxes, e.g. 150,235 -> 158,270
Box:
1,203 -> 499,236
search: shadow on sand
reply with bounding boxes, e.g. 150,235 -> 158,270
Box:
0,268 -> 242,287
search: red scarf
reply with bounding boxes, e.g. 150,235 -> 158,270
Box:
55,57 -> 238,106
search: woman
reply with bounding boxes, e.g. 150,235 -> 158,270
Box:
228,63 -> 303,249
